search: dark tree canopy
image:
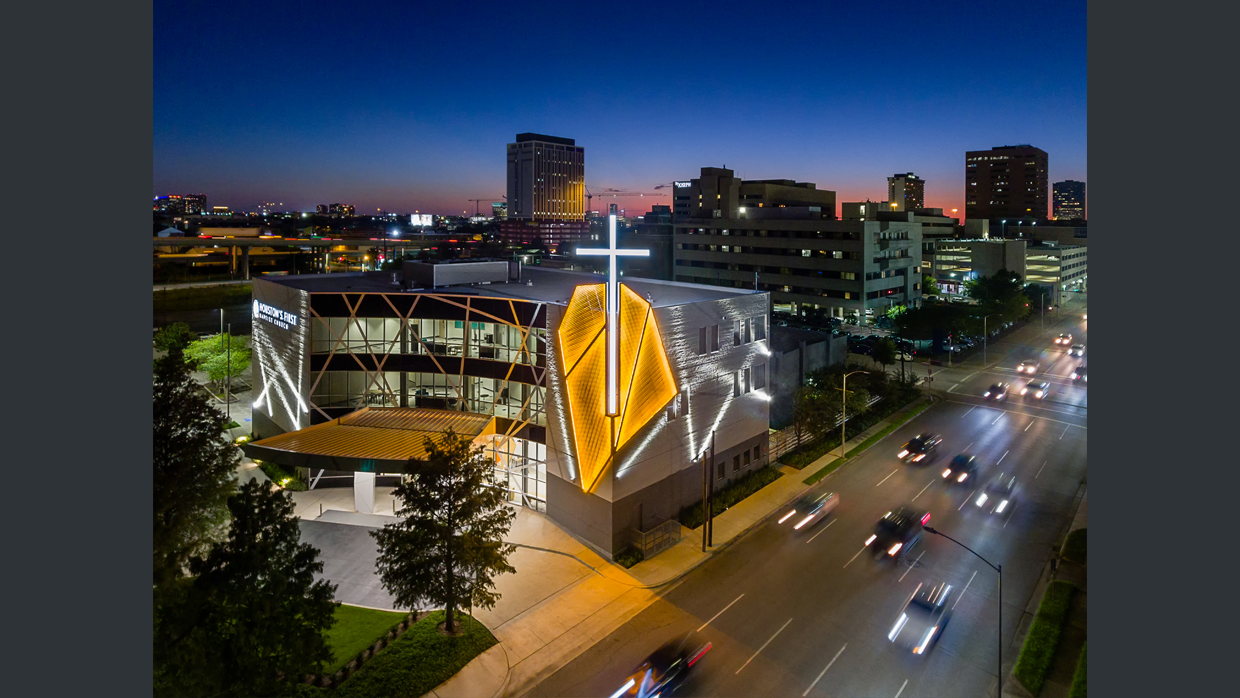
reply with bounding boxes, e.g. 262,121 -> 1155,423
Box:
372,428 -> 517,634
965,270 -> 1030,324
153,346 -> 238,590
154,480 -> 338,698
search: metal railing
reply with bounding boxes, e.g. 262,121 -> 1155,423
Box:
632,518 -> 682,559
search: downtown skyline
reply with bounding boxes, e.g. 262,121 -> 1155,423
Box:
154,0 -> 1086,218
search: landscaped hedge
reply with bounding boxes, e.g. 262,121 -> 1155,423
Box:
257,461 -> 309,491
614,547 -> 644,569
1014,580 -> 1077,695
1069,641 -> 1087,697
678,466 -> 783,530
1061,528 -> 1087,565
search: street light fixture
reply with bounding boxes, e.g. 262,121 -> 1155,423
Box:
923,525 -> 1002,698
837,371 -> 867,460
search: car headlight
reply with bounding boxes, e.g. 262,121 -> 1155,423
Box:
865,534 -> 877,546
957,472 -> 968,482
942,469 -> 952,478
914,454 -> 925,462
898,450 -> 909,458
913,625 -> 938,655
888,542 -> 903,556
976,493 -> 988,506
1020,388 -> 1028,395
778,510 -> 797,524
996,499 -> 1009,514
794,514 -> 815,530
1036,391 -> 1044,398
889,613 -> 909,641
984,392 -> 990,397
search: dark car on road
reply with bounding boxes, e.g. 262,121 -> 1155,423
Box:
778,491 -> 840,531
975,473 -> 1017,515
1020,380 -> 1050,400
888,581 -> 955,655
865,506 -> 930,562
941,454 -> 978,485
1071,365 -> 1087,382
1054,332 -> 1073,346
615,634 -> 712,698
983,382 -> 1009,401
898,433 -> 943,464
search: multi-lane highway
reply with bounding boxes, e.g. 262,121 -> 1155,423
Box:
525,312 -> 1087,698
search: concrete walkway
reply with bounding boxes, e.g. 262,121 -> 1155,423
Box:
277,395 -> 939,698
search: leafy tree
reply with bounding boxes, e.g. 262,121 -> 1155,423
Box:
923,275 -> 941,296
372,428 -> 517,635
154,322 -> 197,352
154,347 -> 238,590
791,386 -> 830,447
965,270 -> 1030,324
185,333 -> 252,387
154,480 -> 338,698
872,338 -> 897,374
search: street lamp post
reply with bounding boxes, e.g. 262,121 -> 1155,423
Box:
838,371 -> 866,460
982,314 -> 996,366
1001,219 -> 1007,238
924,526 -> 1002,698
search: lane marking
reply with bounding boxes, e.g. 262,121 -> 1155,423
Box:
807,519 -> 835,543
953,570 -> 978,610
802,643 -> 848,696
912,478 -> 936,502
697,593 -> 745,633
961,406 -> 976,418
948,383 -> 960,393
1036,460 -> 1047,479
996,450 -> 1009,465
736,617 -> 794,674
844,546 -> 868,568
1059,425 -> 1070,440
945,399 -> 1087,426
959,489 -> 977,511
899,550 -> 925,582
990,411 -> 1004,426
1024,420 -> 1034,432
1004,502 -> 1019,528
964,441 -> 975,452
876,469 -> 897,487
894,678 -> 909,698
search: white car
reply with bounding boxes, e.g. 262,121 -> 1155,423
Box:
1054,333 -> 1073,345
1016,360 -> 1039,375
1069,344 -> 1085,358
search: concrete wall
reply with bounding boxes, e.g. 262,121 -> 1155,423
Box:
768,335 -> 847,426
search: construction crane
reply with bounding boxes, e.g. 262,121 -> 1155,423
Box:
583,185 -> 665,214
467,197 -> 505,216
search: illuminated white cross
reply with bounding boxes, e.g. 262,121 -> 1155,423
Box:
578,214 -> 649,416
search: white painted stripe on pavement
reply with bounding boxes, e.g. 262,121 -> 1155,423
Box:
844,546 -> 868,568
894,678 -> 909,698
991,412 -> 1004,426
964,441 -> 975,452
807,519 -> 835,543
996,450 -> 1009,465
803,643 -> 848,696
697,593 -> 745,633
1004,502 -> 1019,528
1024,420 -> 1034,432
899,550 -> 925,582
960,489 -> 977,511
876,469 -> 897,487
1059,425 -> 1070,440
953,570 -> 978,610
944,399 -> 1088,427
1036,460 -> 1047,478
737,617 -> 794,675
912,477 -> 936,502
949,383 -> 960,393
961,406 -> 976,418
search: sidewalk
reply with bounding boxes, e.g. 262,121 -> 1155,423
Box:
1002,488 -> 1087,698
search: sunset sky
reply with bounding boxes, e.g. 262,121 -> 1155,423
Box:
154,0 -> 1086,219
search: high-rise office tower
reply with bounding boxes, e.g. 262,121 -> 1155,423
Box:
887,173 -> 924,212
1052,180 -> 1086,220
964,145 -> 1049,223
503,133 -> 587,248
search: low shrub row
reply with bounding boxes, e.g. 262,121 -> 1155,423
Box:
678,466 -> 783,530
1061,528 -> 1087,564
1069,641 -> 1086,697
257,461 -> 310,491
613,547 -> 645,569
1013,580 -> 1077,695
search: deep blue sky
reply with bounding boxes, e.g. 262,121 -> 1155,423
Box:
154,0 -> 1086,218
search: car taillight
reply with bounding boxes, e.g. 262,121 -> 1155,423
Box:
687,642 -> 712,667
921,512 -> 931,525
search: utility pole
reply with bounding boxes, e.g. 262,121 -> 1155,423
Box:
701,448 -> 708,553
708,431 -> 716,547
225,322 -> 232,420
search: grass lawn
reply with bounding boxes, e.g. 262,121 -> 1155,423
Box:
324,604 -> 410,675
803,400 -> 933,485
334,610 -> 497,698
154,283 -> 253,313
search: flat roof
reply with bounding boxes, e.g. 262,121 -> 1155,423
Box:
242,407 -> 496,472
260,266 -> 756,308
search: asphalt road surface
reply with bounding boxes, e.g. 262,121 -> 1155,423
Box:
526,316 -> 1087,698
